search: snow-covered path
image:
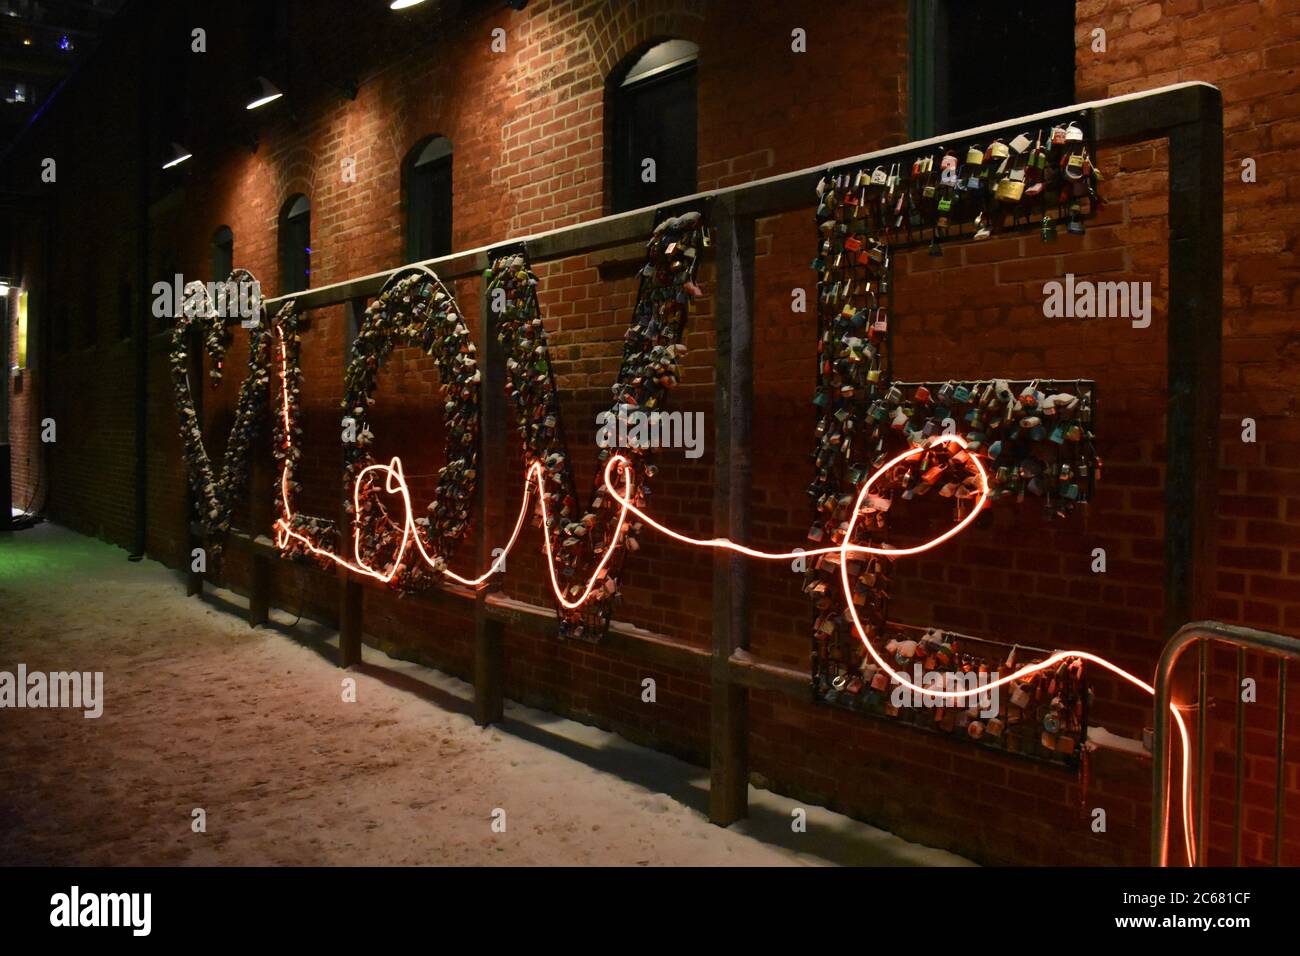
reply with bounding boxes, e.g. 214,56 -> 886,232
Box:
0,523 -> 972,866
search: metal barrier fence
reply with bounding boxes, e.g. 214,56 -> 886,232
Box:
1152,621 -> 1298,866
194,81 -> 1223,830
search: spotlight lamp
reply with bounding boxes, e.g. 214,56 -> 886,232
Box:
246,76 -> 284,111
162,142 -> 193,170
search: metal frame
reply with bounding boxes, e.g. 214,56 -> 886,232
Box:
1152,621 -> 1298,866
206,82 -> 1222,829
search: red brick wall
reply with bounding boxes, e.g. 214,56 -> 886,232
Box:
2,0 -> 1297,865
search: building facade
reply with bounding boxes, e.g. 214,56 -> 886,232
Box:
2,0 -> 1297,865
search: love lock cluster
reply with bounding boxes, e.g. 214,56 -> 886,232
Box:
807,126 -> 1103,763
344,269 -> 481,589
490,211 -> 707,641
170,270 -> 274,560
269,301 -> 327,548
821,118 -> 1104,253
823,630 -> 1089,762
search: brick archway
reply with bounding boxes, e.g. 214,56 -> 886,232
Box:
582,0 -> 707,81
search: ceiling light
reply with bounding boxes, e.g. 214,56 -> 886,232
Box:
390,0 -> 427,9
245,76 -> 284,111
162,142 -> 192,170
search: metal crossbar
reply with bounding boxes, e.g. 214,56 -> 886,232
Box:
202,81 -> 1222,834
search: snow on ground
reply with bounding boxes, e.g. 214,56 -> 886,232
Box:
0,523 -> 973,867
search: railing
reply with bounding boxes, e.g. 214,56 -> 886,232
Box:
194,81 -> 1223,829
1152,621 -> 1299,866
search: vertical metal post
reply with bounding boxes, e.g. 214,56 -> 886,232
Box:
1275,660 -> 1288,865
338,297 -> 365,667
474,273 -> 505,726
1234,647 -> 1245,866
709,195 -> 754,825
1196,640 -> 1208,865
1163,89 -> 1223,638
1152,644 -> 1176,866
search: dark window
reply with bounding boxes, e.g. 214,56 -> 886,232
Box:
211,225 -> 234,281
609,39 -> 698,214
911,0 -> 1076,137
279,195 -> 311,294
405,137 -> 453,262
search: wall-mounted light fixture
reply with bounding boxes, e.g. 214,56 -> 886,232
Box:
246,76 -> 284,111
162,142 -> 192,170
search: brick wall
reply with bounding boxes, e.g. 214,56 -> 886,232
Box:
2,0 -> 1296,865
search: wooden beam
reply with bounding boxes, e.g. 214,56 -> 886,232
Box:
184,324 -> 204,597
709,194 -> 755,825
257,83 -> 1221,315
1163,84 -> 1223,636
337,297 -> 366,667
246,435 -> 272,628
473,271 -> 506,726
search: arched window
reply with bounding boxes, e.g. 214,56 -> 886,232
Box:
211,225 -> 234,281
404,136 -> 453,262
279,195 -> 311,293
609,39 -> 698,214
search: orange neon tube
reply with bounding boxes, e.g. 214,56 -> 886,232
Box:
271,329 -> 1200,866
